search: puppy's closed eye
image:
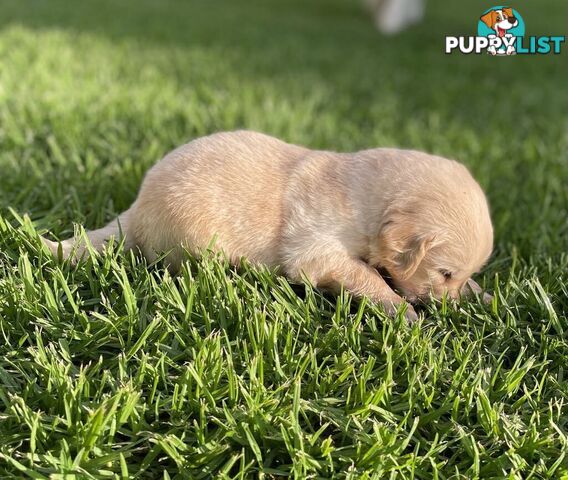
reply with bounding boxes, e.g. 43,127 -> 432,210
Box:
439,270 -> 452,280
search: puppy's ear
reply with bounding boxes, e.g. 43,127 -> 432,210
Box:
502,7 -> 513,18
480,10 -> 498,28
379,220 -> 435,279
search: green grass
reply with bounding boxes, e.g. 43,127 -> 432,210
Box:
1,0 -> 567,477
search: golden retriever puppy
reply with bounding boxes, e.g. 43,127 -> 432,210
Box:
43,131 -> 493,321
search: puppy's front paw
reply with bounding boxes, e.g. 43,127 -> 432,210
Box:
403,303 -> 419,323
481,291 -> 494,304
384,298 -> 418,323
462,278 -> 493,304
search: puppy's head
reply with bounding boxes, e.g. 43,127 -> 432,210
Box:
375,163 -> 493,303
480,8 -> 518,36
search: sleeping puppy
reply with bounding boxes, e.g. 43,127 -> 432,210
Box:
43,131 -> 493,321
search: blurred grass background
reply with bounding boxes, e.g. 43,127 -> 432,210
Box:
0,0 -> 567,477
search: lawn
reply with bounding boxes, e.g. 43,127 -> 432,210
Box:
0,0 -> 567,477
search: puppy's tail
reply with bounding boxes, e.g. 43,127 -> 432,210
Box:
42,208 -> 135,261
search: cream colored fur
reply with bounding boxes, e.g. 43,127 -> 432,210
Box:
43,131 -> 494,321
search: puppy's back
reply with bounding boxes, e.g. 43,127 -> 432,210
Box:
130,131 -> 308,266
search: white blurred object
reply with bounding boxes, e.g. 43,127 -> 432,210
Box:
365,0 -> 426,34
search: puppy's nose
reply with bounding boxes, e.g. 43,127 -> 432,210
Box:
508,16 -> 517,24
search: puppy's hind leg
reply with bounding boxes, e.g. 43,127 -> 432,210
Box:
43,208 -> 134,262
287,254 -> 418,322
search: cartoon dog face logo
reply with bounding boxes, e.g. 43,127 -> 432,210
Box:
480,7 -> 519,38
480,7 -> 519,55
